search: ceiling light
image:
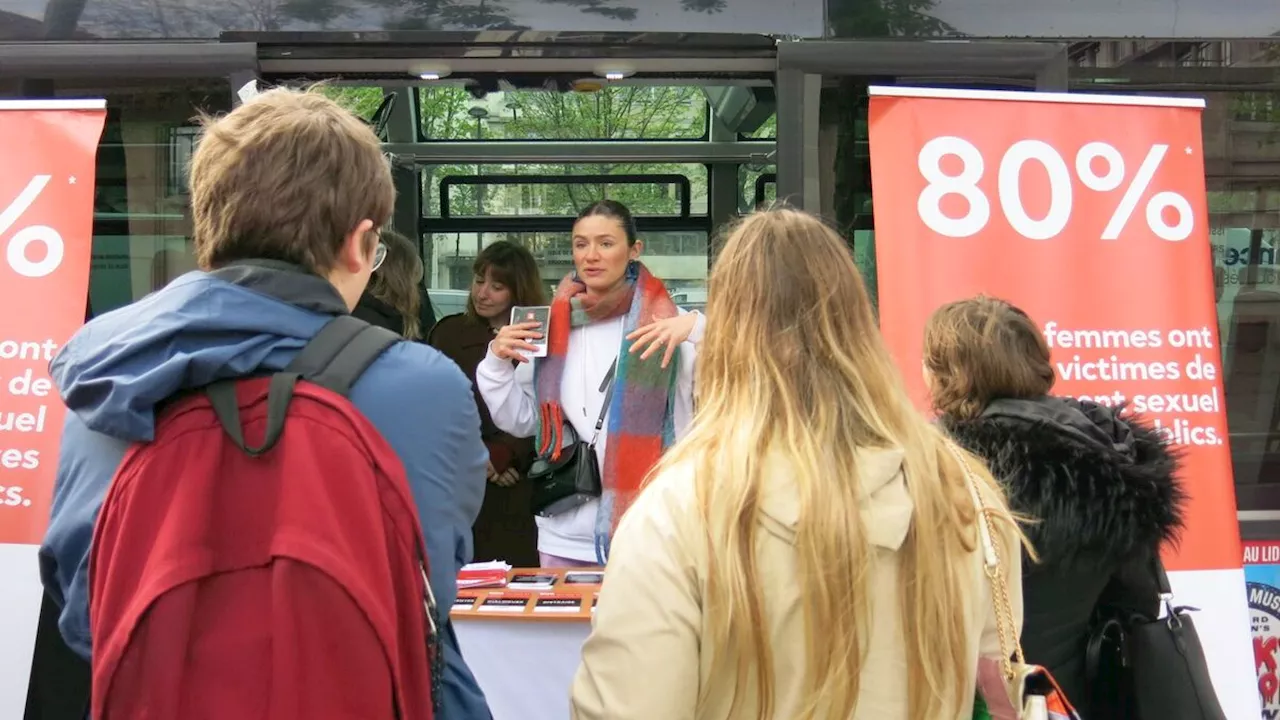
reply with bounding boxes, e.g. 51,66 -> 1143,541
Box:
593,64 -> 635,81
410,63 -> 452,81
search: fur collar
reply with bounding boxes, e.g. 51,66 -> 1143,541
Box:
941,397 -> 1186,568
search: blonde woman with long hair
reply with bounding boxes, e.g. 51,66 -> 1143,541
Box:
571,208 -> 1027,720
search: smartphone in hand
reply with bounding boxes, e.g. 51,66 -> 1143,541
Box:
510,305 -> 551,358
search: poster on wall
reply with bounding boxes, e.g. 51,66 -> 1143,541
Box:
867,86 -> 1257,718
0,98 -> 106,718
1245,541 -> 1280,716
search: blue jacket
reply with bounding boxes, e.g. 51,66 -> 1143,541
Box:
42,266 -> 492,719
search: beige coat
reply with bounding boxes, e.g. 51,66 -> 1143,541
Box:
570,447 -> 1023,720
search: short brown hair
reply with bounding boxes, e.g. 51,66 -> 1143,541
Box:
923,295 -> 1055,419
189,86 -> 394,274
466,241 -> 546,320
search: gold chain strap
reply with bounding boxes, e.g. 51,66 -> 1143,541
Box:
944,441 -> 1025,682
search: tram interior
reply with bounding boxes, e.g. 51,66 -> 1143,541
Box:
47,34 -> 1280,537
101,69 -> 780,312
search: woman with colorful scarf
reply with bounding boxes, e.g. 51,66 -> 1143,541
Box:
476,200 -> 704,567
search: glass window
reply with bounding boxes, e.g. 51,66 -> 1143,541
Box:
69,79 -> 231,318
418,86 -> 709,141
1211,190 -> 1280,514
421,162 -> 710,311
810,51 -> 1280,514
414,84 -> 713,310
316,85 -> 386,122
423,163 -> 707,218
825,0 -> 1273,38
1183,82 -> 1280,515
1054,52 -> 1280,517
741,113 -> 776,140
739,166 -> 776,212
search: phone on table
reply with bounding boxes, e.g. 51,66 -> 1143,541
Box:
510,305 -> 551,358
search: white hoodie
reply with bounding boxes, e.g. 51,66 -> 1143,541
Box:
475,310 -> 704,562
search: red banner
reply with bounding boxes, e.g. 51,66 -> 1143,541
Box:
0,100 -> 104,718
868,86 -> 1254,717
0,101 -> 105,545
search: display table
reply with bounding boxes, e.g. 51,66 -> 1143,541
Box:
452,567 -> 601,720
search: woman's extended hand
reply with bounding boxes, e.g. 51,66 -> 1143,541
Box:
626,312 -> 699,368
490,321 -> 543,363
489,468 -> 520,487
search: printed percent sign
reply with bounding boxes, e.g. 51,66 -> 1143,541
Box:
916,137 -> 1195,242
1,175 -> 64,278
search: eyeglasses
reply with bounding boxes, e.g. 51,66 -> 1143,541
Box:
372,241 -> 388,272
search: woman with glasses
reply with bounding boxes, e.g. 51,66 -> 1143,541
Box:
353,229 -> 427,340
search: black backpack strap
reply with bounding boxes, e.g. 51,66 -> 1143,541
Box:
206,315 -> 401,457
285,314 -> 401,397
1150,552 -> 1173,597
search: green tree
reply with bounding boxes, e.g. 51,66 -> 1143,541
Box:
322,85 -> 707,218
317,84 -> 479,215
500,86 -> 705,215
417,85 -> 709,288
318,85 -> 387,119
324,83 -> 712,290
417,87 -> 490,217
749,114 -> 776,138
420,86 -> 475,140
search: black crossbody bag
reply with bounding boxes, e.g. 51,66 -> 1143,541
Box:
1085,555 -> 1226,720
528,358 -> 617,518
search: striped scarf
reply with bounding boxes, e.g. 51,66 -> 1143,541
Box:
534,261 -> 679,562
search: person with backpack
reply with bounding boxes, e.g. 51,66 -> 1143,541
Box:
39,87 -> 491,719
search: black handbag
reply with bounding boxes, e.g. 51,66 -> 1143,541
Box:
1085,556 -> 1227,720
528,359 -> 616,518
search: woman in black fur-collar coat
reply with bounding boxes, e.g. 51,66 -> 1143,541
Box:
924,296 -> 1186,718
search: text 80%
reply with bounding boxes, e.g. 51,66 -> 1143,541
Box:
1,176 -> 63,278
917,137 -> 1195,242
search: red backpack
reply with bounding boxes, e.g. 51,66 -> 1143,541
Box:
88,315 -> 441,720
